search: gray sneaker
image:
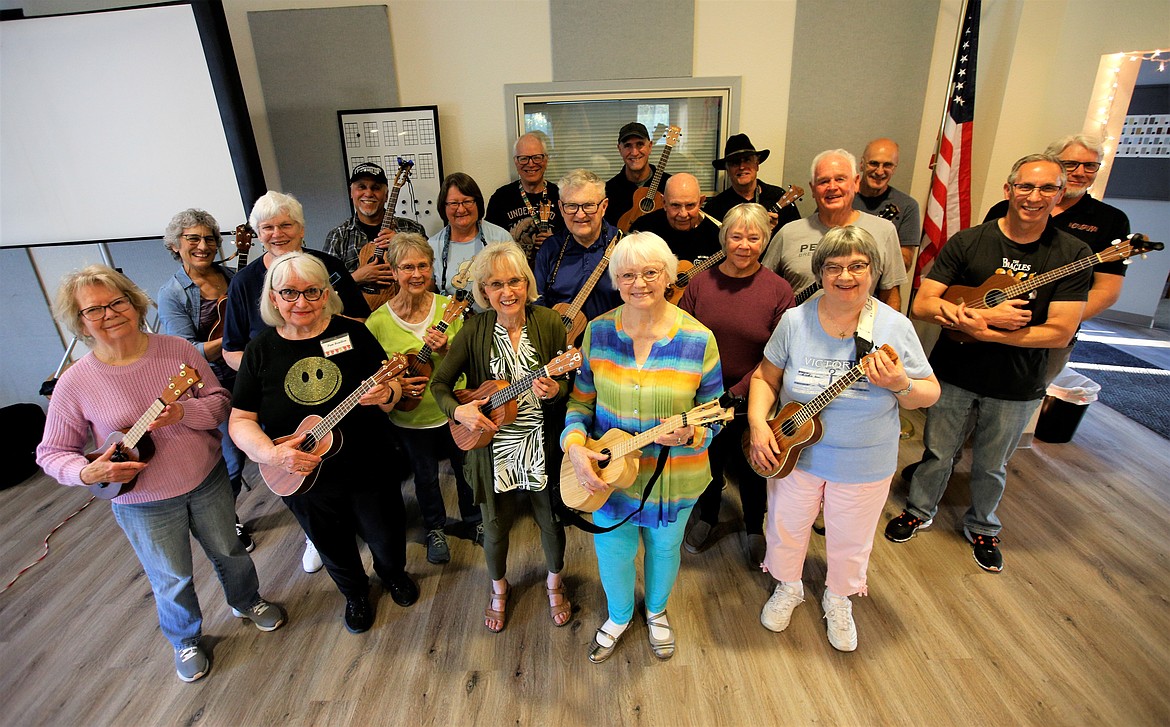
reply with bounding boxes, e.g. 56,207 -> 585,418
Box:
175,643 -> 209,682
232,599 -> 287,632
426,529 -> 451,564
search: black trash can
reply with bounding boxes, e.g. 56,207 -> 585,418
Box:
1035,370 -> 1099,444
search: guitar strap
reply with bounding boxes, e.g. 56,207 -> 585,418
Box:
555,446 -> 672,534
518,182 -> 548,225
853,297 -> 878,361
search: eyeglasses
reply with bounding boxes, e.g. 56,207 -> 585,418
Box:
396,262 -> 431,274
821,262 -> 871,277
1011,183 -> 1064,197
561,201 -> 603,215
1060,160 -> 1101,172
79,296 -> 133,321
445,199 -> 476,209
485,277 -> 526,292
181,234 -> 219,246
276,287 -> 325,302
259,222 -> 300,234
514,154 -> 547,165
865,160 -> 897,171
617,268 -> 664,285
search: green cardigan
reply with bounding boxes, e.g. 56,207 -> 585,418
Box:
431,305 -> 571,517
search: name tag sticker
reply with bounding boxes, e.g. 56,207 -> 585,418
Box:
320,333 -> 353,357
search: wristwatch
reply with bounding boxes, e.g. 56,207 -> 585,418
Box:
894,380 -> 914,397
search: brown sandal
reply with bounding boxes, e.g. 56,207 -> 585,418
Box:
485,582 -> 509,633
547,583 -> 572,627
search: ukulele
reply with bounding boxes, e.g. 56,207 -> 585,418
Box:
742,344 -> 898,479
560,399 -> 734,512
207,224 -> 254,342
394,289 -> 473,412
448,348 -> 583,451
358,158 -> 414,311
941,233 -> 1163,342
665,185 -> 805,305
84,364 -> 204,500
617,125 -> 682,232
260,355 -> 408,497
552,231 -> 622,347
791,203 -> 900,305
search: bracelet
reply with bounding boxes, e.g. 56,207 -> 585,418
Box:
893,380 -> 914,397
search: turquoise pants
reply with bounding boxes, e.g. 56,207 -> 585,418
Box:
592,505 -> 693,624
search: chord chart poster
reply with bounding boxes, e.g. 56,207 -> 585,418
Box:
337,105 -> 444,236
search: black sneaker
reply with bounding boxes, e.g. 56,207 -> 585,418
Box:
385,572 -> 419,607
236,521 -> 255,553
426,529 -> 451,564
884,510 -> 932,543
965,528 -> 1004,572
344,594 -> 374,633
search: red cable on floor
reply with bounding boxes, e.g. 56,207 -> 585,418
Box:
1,495 -> 97,593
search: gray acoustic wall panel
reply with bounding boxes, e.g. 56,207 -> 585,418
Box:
248,6 -> 399,249
784,0 -> 938,196
550,0 -> 694,82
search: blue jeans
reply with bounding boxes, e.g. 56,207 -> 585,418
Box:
592,505 -> 692,624
907,381 -> 1040,537
111,461 -> 261,649
218,419 -> 246,496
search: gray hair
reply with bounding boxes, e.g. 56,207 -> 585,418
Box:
249,190 -> 305,231
513,131 -> 549,156
1007,153 -> 1067,187
810,149 -> 858,181
259,252 -> 342,327
469,242 -> 538,310
54,264 -> 151,341
386,232 -> 433,268
1046,134 -> 1104,159
719,203 -> 772,253
163,208 -> 222,260
558,168 -> 605,201
811,226 -> 881,287
608,232 -> 678,287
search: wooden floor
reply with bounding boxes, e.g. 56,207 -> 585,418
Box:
3,399 -> 1170,726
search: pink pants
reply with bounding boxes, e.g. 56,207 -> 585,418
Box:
762,468 -> 893,597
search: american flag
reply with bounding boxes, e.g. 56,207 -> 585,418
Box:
914,0 -> 980,288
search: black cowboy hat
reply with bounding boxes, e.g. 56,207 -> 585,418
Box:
712,133 -> 770,170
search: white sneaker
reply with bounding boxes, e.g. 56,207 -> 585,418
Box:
302,537 -> 323,573
760,581 -> 804,632
821,590 -> 857,652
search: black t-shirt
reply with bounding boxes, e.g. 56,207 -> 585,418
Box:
604,166 -> 672,227
629,209 -> 722,262
983,193 -> 1130,276
702,179 -> 802,232
927,220 -> 1092,400
484,181 -> 565,236
233,316 -> 392,487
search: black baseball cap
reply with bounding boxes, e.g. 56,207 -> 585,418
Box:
618,122 -> 650,144
348,162 -> 388,185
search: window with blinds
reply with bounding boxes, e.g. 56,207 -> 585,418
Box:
511,83 -> 735,195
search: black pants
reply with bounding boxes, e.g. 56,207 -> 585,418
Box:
284,477 -> 407,599
394,424 -> 479,530
695,417 -> 766,535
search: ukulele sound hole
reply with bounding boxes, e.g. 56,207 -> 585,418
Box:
598,448 -> 611,470
984,290 -> 1008,308
302,434 -> 317,451
780,419 -> 798,437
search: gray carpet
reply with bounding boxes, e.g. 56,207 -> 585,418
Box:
1068,341 -> 1170,440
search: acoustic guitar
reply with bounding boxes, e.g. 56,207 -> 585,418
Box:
743,344 -> 897,479
560,399 -> 734,512
207,224 -> 254,342
617,125 -> 682,233
84,364 -> 204,500
791,203 -> 900,306
358,158 -> 414,311
552,231 -> 622,347
260,355 -> 408,497
665,185 -> 806,305
448,348 -> 583,451
941,233 -> 1163,342
394,289 -> 473,412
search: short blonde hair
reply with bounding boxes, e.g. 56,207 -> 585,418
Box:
386,232 -> 433,268
259,252 -> 342,327
469,242 -> 538,309
54,265 -> 152,341
719,203 -> 771,253
608,232 -> 678,287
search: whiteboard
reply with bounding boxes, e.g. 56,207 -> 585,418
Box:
0,4 -> 248,247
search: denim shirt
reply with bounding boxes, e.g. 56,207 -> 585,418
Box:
157,264 -> 235,379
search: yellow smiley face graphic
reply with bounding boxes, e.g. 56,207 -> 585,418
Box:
284,357 -> 343,406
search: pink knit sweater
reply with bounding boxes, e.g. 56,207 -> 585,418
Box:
36,334 -> 230,504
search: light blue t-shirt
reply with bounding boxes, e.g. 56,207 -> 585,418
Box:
762,298 -> 932,482
428,220 -> 513,299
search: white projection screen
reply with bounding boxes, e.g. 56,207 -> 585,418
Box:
0,4 -> 248,247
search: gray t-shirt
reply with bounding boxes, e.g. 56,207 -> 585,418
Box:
761,212 -> 907,296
